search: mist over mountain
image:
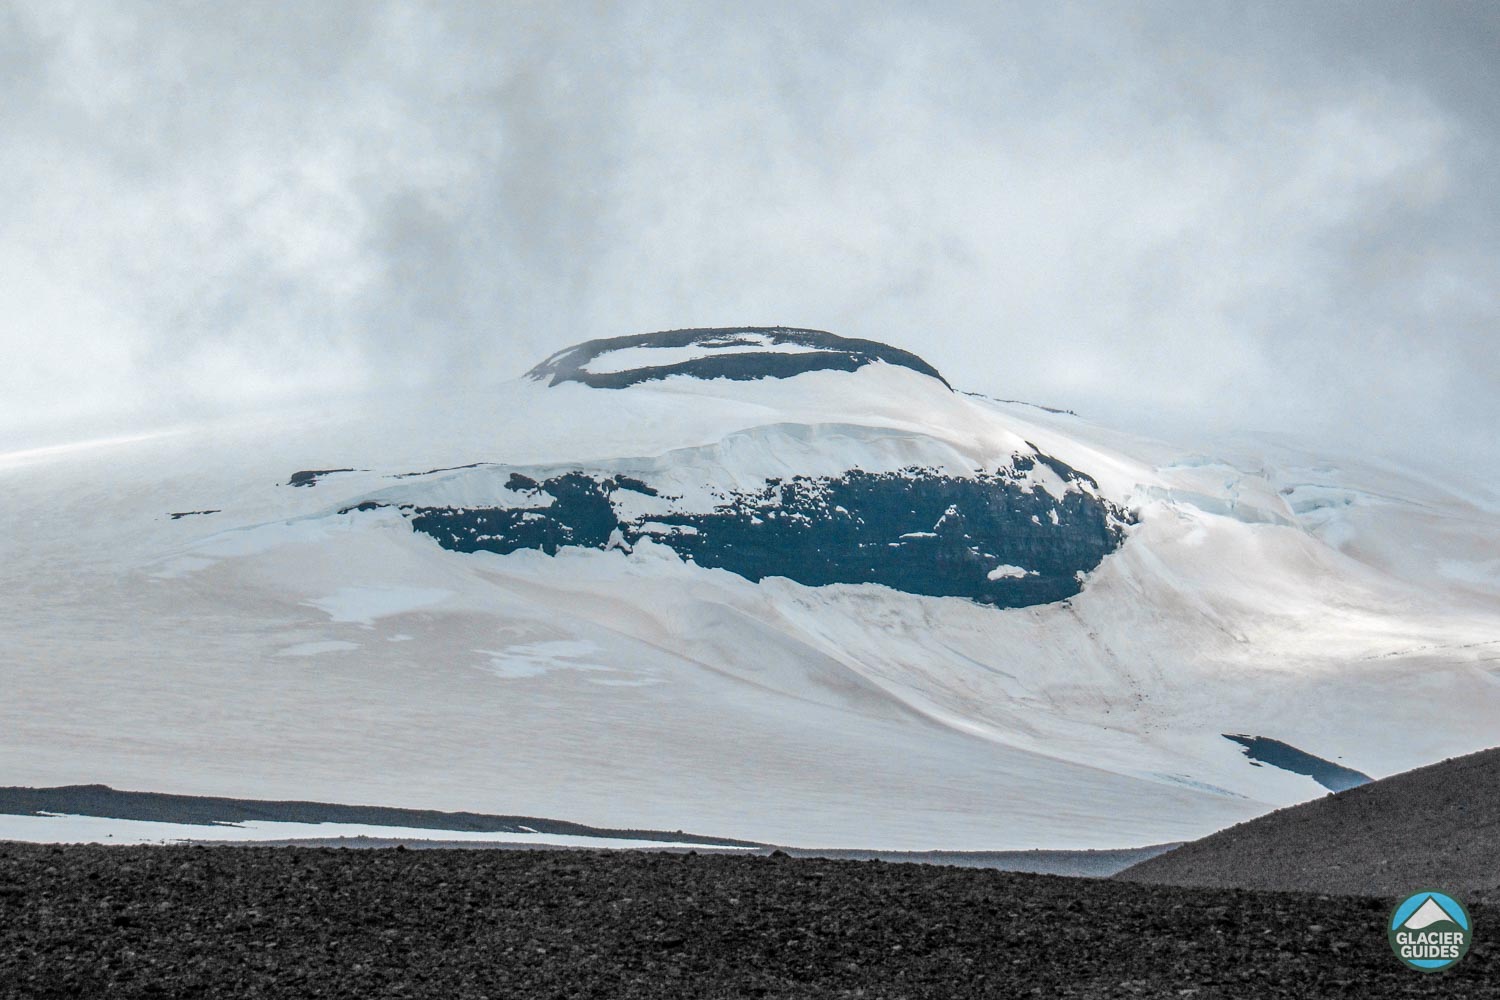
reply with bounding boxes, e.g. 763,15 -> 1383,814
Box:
4,3 -> 1498,478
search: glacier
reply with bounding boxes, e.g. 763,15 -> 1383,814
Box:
2,328 -> 1498,851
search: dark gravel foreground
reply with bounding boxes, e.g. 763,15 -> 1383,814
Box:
3,844 -> 1496,999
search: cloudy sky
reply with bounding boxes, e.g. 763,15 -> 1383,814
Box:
4,1 -> 1496,469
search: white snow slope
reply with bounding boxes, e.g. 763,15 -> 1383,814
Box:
3,356 -> 1499,850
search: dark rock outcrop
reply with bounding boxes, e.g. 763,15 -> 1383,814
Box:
286,469 -> 355,488
396,458 -> 1128,608
1223,734 -> 1371,792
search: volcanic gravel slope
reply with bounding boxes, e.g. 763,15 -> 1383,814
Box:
1117,746 -> 1500,901
2,845 -> 1495,998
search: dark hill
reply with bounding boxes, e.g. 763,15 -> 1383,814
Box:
1116,745 -> 1500,901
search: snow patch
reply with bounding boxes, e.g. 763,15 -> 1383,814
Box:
277,640 -> 360,657
476,640 -> 662,687
304,586 -> 452,625
582,337 -> 822,374
987,564 -> 1037,581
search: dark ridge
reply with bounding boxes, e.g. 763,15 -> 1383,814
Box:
156,842 -> 1176,877
772,843 -> 1180,876
0,784 -> 1171,876
1117,745 -> 1500,900
612,474 -> 658,496
393,462 -> 491,479
397,461 -> 1130,608
0,785 -> 759,848
286,468 -> 355,488
3,845 -> 1490,998
167,510 -> 219,520
1024,447 -> 1101,492
1223,734 -> 1371,792
527,327 -> 952,390
964,391 -> 1079,416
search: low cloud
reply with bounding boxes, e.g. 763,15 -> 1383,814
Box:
4,1 -> 1496,473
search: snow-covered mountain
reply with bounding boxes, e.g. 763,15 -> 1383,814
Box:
4,327 -> 1499,850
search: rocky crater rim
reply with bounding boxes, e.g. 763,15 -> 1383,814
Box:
526,327 -> 952,390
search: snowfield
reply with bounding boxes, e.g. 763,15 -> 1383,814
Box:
3,340 -> 1498,850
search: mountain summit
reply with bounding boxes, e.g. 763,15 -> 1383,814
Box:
361,331 -> 1127,608
526,327 -> 952,389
